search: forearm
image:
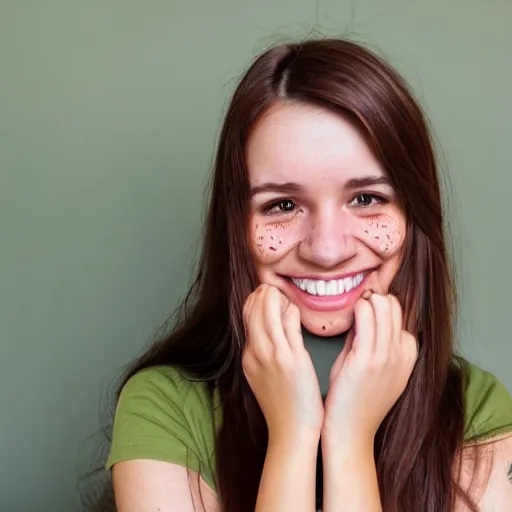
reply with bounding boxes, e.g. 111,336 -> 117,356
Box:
322,436 -> 382,512
255,435 -> 319,512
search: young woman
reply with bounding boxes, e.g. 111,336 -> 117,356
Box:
104,39 -> 512,511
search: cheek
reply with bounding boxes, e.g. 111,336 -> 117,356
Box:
251,217 -> 303,264
355,214 -> 405,255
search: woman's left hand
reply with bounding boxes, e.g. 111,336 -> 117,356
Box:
322,285 -> 418,446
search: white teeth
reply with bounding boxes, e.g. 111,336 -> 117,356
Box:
291,273 -> 366,297
326,281 -> 337,295
306,280 -> 317,295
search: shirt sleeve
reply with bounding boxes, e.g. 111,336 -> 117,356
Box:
106,366 -> 217,491
463,361 -> 512,442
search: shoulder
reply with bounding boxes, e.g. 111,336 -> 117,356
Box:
116,365 -> 217,432
458,358 -> 512,442
107,365 -> 219,491
118,365 -> 214,412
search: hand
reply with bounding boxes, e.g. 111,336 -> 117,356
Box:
242,284 -> 324,444
323,281 -> 418,446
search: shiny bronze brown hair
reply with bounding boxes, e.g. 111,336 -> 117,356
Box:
94,39 -> 478,511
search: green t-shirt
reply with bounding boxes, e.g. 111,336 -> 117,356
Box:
106,359 -> 512,492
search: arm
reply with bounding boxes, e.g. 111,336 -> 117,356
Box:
112,439 -> 319,512
243,285 -> 324,512
321,289 -> 416,512
112,460 -> 219,512
321,436 -> 382,512
455,434 -> 512,511
256,435 -> 319,511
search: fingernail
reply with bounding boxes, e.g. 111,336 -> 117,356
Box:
362,290 -> 372,300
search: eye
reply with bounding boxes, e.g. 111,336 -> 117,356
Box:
349,193 -> 386,208
278,199 -> 296,212
264,199 -> 297,215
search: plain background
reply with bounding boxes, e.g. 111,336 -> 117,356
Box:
1,1 -> 511,510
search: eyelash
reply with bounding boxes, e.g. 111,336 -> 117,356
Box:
261,194 -> 388,215
349,193 -> 388,208
262,199 -> 297,215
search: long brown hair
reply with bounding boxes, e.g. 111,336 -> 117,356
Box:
104,39 -> 476,511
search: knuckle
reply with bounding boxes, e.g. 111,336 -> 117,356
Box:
255,284 -> 266,295
242,300 -> 251,320
242,351 -> 255,374
252,350 -> 268,367
242,361 -> 257,380
242,311 -> 253,336
389,294 -> 402,313
243,291 -> 256,314
253,342 -> 271,364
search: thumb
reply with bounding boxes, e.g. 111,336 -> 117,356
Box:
330,328 -> 354,384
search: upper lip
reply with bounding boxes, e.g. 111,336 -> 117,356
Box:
283,268 -> 375,281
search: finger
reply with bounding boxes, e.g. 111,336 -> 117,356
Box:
368,293 -> 393,359
242,346 -> 259,377
262,286 -> 291,354
352,296 -> 376,359
330,329 -> 354,383
361,289 -> 372,300
242,291 -> 260,375
246,286 -> 275,363
388,295 -> 403,343
281,301 -> 304,352
243,292 -> 256,343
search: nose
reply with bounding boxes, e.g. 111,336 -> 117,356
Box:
298,208 -> 357,269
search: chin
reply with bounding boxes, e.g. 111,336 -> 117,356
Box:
300,309 -> 354,337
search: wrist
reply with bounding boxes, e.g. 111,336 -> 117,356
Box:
266,432 -> 320,474
321,427 -> 375,457
268,427 -> 321,452
322,434 -> 377,486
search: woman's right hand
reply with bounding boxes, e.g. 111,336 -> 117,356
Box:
242,284 -> 324,444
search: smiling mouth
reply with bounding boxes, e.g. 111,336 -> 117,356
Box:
289,272 -> 368,297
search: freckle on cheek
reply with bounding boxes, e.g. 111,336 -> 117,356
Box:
252,218 -> 301,260
360,216 -> 403,254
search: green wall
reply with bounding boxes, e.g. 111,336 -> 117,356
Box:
1,2 -> 511,510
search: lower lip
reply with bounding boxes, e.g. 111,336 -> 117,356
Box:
284,274 -> 370,312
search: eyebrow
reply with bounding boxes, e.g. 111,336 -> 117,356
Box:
344,175 -> 391,189
249,182 -> 303,197
249,175 -> 391,197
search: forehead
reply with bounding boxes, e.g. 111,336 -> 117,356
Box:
246,101 -> 384,187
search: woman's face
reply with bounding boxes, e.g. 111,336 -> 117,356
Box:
246,102 -> 407,336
